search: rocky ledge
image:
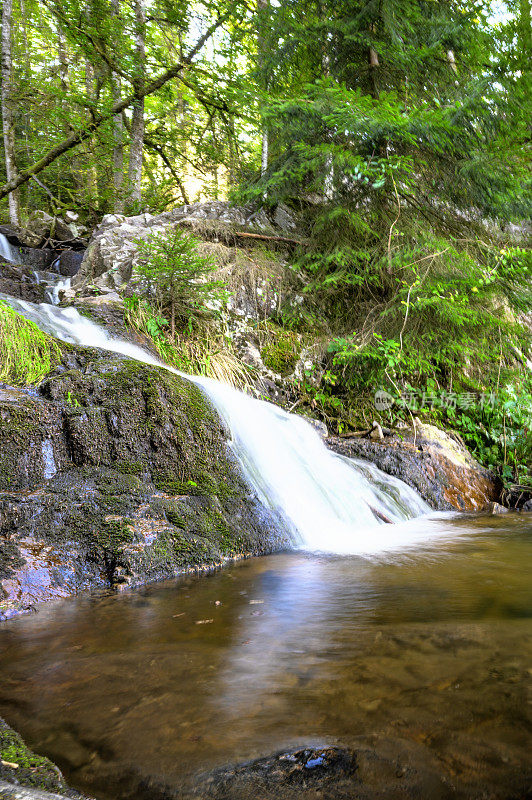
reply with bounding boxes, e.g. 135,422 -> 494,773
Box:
0,348 -> 288,621
328,420 -> 500,512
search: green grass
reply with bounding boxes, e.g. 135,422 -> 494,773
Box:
0,301 -> 61,385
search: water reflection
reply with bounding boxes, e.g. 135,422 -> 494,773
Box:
0,515 -> 530,800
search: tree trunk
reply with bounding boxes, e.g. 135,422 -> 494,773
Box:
1,0 -> 20,224
57,27 -> 69,94
368,24 -> 379,99
84,58 -> 99,206
322,34 -> 334,199
257,0 -> 269,180
127,0 -> 146,209
518,0 -> 531,74
0,13 -> 228,200
110,0 -> 124,212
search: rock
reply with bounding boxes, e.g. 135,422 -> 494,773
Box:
273,203 -> 297,232
17,213 -> 82,249
328,421 -> 500,511
487,501 -> 509,514
0,261 -> 45,303
186,738 -> 454,800
18,212 -> 54,248
0,350 -> 289,619
57,251 -> 84,277
0,718 -> 89,799
0,225 -> 24,247
305,417 -> 328,438
51,219 -> 76,242
521,498 -> 532,512
73,202 -> 299,294
18,248 -> 56,271
369,421 -> 385,441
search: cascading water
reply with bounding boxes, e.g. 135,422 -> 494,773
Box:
0,293 -> 446,556
0,232 -> 21,264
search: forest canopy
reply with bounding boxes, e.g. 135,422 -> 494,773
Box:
0,0 -> 530,223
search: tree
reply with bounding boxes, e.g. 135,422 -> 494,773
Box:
110,0 -> 125,212
127,0 -> 146,209
1,0 -> 20,224
0,11 -> 230,202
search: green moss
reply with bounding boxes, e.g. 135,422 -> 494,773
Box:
153,472 -> 223,497
165,509 -> 186,527
92,518 -> 135,553
0,301 -> 62,385
0,718 -> 65,793
116,459 -> 144,476
149,529 -> 216,568
260,322 -> 302,375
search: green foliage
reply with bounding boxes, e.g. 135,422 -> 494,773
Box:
134,228 -> 227,335
440,379 -> 532,488
0,302 -> 61,385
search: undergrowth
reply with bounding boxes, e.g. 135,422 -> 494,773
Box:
289,211 -> 532,488
125,296 -> 255,391
0,301 -> 61,385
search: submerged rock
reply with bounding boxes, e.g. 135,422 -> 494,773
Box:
328,421 -> 500,511
0,349 -> 289,619
184,739 -> 459,800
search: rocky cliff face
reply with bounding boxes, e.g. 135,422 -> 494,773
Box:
0,348 -> 289,621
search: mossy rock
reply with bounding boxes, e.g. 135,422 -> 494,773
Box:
40,357 -> 242,499
0,349 -> 290,614
260,323 -> 303,375
0,717 -> 66,794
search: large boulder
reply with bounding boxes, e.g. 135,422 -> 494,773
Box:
17,212 -> 85,249
328,421 -> 500,512
0,349 -> 289,620
17,211 -> 55,248
72,202 -> 296,296
18,247 -> 57,270
57,250 -> 84,277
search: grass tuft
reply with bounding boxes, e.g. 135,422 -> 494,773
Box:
0,301 -> 61,385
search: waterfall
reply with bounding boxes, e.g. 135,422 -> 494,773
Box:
0,294 -> 442,556
0,233 -> 21,264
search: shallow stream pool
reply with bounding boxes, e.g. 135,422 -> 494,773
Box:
0,513 -> 530,799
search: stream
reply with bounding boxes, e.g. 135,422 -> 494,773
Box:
0,514 -> 531,799
0,236 -> 531,798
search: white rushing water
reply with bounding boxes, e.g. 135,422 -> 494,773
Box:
0,293 -> 449,556
0,232 -> 21,263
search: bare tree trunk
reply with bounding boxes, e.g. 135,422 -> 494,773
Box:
257,0 -> 269,180
110,0 -> 124,212
518,0 -> 531,74
368,25 -> 380,100
17,0 -> 31,78
127,0 -> 146,209
84,58 -> 99,206
322,45 -> 334,200
1,0 -> 20,224
57,27 -> 69,94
